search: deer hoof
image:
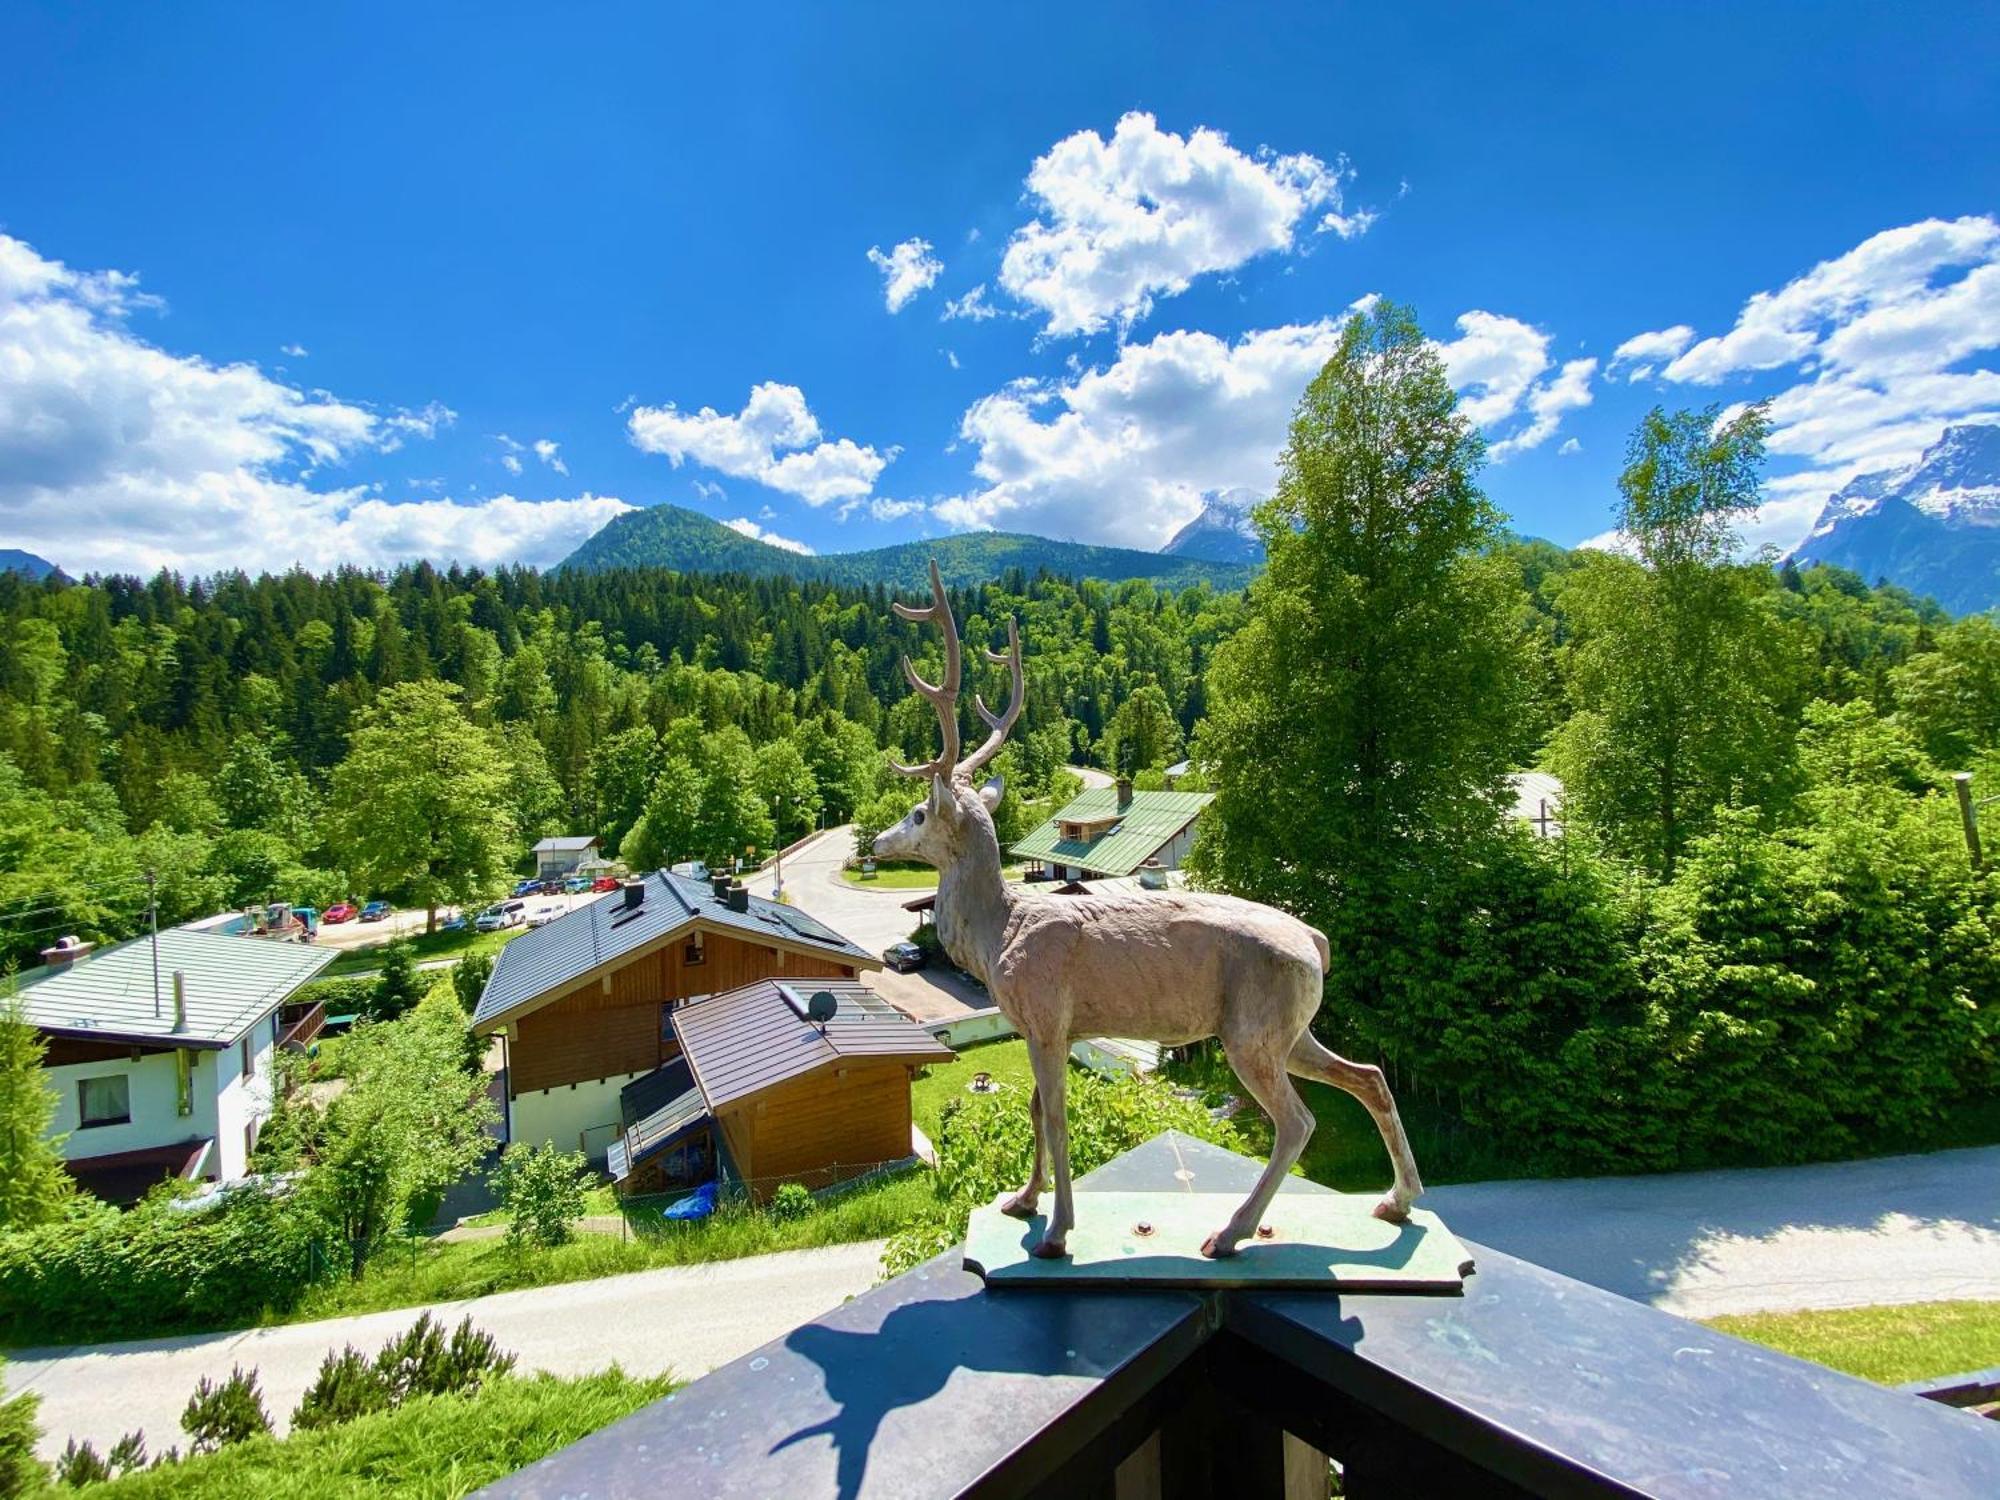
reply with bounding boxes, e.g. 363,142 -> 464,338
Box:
1372,1195 -> 1411,1225
999,1193 -> 1039,1220
1029,1235 -> 1068,1260
1200,1232 -> 1240,1260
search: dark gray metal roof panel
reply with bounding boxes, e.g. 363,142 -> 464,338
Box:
675,979 -> 950,1112
475,871 -> 874,1030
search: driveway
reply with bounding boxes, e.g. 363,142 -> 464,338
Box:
5,1238 -> 888,1460
1426,1143 -> 2000,1319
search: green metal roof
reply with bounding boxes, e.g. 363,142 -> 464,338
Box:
1009,787 -> 1213,878
10,929 -> 334,1048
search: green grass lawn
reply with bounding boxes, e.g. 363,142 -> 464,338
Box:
912,1039 -> 1040,1136
840,861 -> 939,889
75,1369 -> 673,1498
282,1170 -> 932,1328
319,925 -> 523,977
1705,1299 -> 2000,1385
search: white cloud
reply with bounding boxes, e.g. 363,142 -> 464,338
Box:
0,232 -> 623,575
692,478 -> 726,504
1637,216 -> 2000,550
865,497 -> 928,522
500,453 -> 523,475
997,111 -> 1370,337
627,382 -> 892,504
724,515 -> 815,555
532,437 -> 568,475
1433,312 -> 1594,459
936,304 -> 1587,547
1559,437 -> 1581,456
942,349 -> 961,369
866,238 -> 944,313
280,342 -> 308,358
941,284 -> 1002,322
1608,325 -> 1693,381
1490,357 -> 1597,460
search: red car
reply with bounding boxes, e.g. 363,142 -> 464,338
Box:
591,875 -> 621,892
323,902 -> 358,923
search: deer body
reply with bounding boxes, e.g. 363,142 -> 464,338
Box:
876,562 -> 1424,1259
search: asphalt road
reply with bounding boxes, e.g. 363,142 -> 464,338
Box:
6,1238 -> 889,1460
1426,1143 -> 2000,1319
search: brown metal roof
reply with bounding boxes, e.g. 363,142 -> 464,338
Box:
673,979 -> 953,1114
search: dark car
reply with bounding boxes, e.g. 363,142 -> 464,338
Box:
883,941 -> 927,973
359,900 -> 391,922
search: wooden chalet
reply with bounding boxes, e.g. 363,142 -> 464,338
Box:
608,978 -> 951,1200
472,871 -> 881,1162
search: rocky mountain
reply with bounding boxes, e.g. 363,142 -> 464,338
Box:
1161,489 -> 1265,564
1790,424 -> 2000,614
559,503 -> 1257,591
0,548 -> 59,580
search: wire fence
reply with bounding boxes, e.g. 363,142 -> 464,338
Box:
610,1154 -> 923,1239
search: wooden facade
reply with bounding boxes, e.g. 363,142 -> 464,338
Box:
715,1059 -> 920,1197
507,924 -> 857,1098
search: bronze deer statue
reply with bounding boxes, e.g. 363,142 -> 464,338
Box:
873,561 -> 1424,1259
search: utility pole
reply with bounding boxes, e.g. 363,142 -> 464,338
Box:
146,868 -> 162,1018
1955,771 -> 1995,872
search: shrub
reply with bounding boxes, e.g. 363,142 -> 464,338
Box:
290,976 -> 379,1023
54,1439 -> 110,1488
882,1070 -> 1248,1274
768,1183 -> 814,1222
453,951 -> 495,1015
290,1347 -> 392,1432
494,1141 -> 591,1250
0,1360 -> 45,1500
369,942 -> 424,1023
106,1433 -> 148,1476
373,1314 -> 516,1404
180,1366 -> 271,1455
0,1188 -> 338,1344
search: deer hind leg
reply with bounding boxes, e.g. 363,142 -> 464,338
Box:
1024,1037 -> 1073,1258
999,1084 -> 1045,1219
1203,1029 -> 1316,1259
1286,1032 -> 1423,1222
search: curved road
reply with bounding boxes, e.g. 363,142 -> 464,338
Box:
6,1238 -> 888,1460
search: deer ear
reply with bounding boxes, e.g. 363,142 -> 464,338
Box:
929,775 -> 951,813
979,775 -> 1004,812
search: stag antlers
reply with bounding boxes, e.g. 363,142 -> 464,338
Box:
890,559 -> 1024,782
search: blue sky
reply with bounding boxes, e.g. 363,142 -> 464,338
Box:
2,4 -> 1996,576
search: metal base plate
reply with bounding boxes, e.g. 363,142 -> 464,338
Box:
964,1190 -> 1474,1292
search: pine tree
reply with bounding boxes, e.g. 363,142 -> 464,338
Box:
0,993 -> 72,1231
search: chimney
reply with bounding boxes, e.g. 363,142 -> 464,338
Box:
1116,776 -> 1133,808
171,970 -> 187,1033
725,883 -> 751,913
712,874 -> 733,900
621,878 -> 645,912
1139,858 -> 1168,891
39,936 -> 93,973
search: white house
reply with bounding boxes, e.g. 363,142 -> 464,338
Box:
531,835 -> 601,880
11,929 -> 333,1204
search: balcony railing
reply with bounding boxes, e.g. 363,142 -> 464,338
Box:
276,999 -> 325,1053
480,1132 -> 2000,1498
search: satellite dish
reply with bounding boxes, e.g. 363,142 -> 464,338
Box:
806,990 -> 839,1026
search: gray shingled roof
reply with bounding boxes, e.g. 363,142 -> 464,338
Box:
473,871 -> 875,1031
9,929 -> 334,1048
673,979 -> 951,1113
532,836 -> 600,854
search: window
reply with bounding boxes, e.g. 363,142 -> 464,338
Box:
242,1034 -> 253,1078
683,930 -> 705,965
77,1074 -> 130,1128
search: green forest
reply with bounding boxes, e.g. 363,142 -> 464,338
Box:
2,299 -> 1997,1175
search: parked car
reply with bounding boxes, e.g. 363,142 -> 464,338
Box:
670,860 -> 710,883
883,941 -> 927,973
440,912 -> 468,932
564,875 -> 592,893
591,875 -> 621,892
323,902 -> 357,924
512,878 -> 542,899
475,900 -> 527,933
359,900 -> 391,922
528,907 -> 559,928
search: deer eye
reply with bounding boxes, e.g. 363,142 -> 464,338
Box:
913,809 -> 926,826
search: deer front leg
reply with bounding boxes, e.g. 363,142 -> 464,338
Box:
999,1084 -> 1045,1219
1024,1038 -> 1073,1258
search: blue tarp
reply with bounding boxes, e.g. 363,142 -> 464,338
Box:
661,1181 -> 718,1221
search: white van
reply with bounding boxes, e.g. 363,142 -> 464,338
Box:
476,899 -> 528,932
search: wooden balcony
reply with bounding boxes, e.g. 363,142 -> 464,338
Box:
276,998 -> 325,1052
478,1133 -> 2000,1499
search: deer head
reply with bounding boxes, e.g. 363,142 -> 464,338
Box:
872,560 -> 1024,868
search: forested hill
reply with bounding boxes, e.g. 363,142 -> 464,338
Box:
558,502 -> 1258,591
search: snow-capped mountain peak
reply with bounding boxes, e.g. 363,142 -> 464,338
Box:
1161,488 -> 1265,564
